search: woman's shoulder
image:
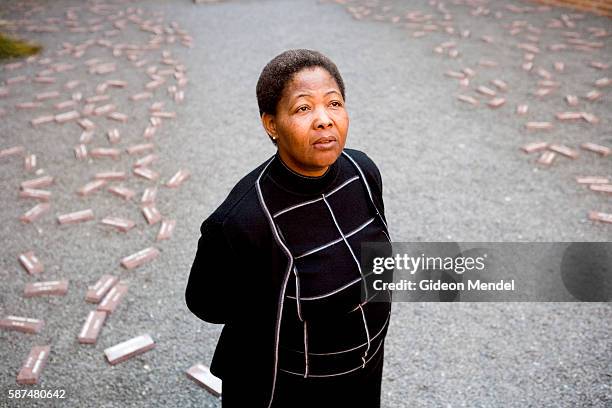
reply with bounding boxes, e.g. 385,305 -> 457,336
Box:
341,148 -> 383,191
205,156 -> 272,227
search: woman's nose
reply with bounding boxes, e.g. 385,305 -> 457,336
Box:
313,106 -> 333,129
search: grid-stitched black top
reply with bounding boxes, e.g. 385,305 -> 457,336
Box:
259,151 -> 392,378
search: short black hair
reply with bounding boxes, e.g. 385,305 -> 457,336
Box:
256,49 -> 346,145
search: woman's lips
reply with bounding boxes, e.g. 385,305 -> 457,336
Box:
312,139 -> 337,150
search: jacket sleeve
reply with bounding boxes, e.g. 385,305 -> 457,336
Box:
185,216 -> 238,325
360,151 -> 386,222
370,156 -> 385,215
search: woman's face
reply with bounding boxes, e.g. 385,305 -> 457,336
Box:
262,66 -> 349,177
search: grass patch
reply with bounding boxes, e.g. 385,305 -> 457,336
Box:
0,32 -> 42,60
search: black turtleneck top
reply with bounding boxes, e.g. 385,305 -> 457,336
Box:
259,152 -> 392,378
187,148 -> 392,406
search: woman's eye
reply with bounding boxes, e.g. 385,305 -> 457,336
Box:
297,106 -> 309,112
331,101 -> 342,107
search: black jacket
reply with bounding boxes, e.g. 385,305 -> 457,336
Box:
185,148 -> 387,407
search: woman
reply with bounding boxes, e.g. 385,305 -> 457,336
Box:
185,49 -> 392,408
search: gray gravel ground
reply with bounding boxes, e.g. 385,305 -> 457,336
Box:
0,0 -> 610,407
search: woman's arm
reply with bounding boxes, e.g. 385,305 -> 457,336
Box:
185,217 -> 238,325
359,150 -> 386,220
369,156 -> 385,216
344,148 -> 386,219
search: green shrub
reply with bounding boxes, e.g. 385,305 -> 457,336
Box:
0,32 -> 41,60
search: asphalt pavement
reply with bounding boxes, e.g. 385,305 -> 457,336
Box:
0,0 -> 610,407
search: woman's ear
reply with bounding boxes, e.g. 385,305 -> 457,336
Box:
261,113 -> 277,140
